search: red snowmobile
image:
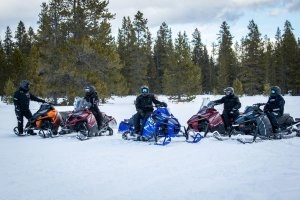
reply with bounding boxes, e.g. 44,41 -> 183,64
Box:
59,97 -> 117,140
186,98 -> 226,138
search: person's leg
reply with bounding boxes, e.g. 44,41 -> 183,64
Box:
92,107 -> 103,129
133,112 -> 142,134
15,110 -> 24,134
24,110 -> 35,135
222,112 -> 230,131
266,112 -> 279,132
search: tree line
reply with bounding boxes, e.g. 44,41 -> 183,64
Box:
1,0 -> 299,104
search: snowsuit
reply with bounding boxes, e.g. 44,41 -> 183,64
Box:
133,93 -> 164,134
264,94 -> 285,132
13,87 -> 45,134
213,94 -> 241,130
84,91 -> 103,129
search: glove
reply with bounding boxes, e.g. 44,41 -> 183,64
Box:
160,102 -> 168,107
207,101 -> 215,107
230,108 -> 237,114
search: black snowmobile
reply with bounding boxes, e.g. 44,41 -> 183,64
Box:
213,103 -> 300,143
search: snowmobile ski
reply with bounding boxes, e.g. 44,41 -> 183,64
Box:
212,131 -> 230,141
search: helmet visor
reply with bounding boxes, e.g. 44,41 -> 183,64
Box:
141,88 -> 148,94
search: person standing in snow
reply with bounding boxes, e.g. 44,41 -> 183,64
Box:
13,80 -> 46,135
264,86 -> 285,138
209,87 -> 241,132
83,84 -> 103,130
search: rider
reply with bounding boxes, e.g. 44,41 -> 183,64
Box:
210,87 -> 241,133
84,85 -> 104,130
264,86 -> 285,137
133,85 -> 167,137
13,80 -> 46,135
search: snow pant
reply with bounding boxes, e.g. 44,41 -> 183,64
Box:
133,111 -> 151,135
15,108 -> 33,134
266,112 -> 280,132
90,106 -> 103,129
222,111 -> 239,130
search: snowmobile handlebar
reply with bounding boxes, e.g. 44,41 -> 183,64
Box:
253,103 -> 266,108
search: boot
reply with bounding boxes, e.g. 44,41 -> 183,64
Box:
273,128 -> 282,139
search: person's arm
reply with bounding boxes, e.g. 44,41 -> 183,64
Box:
213,97 -> 225,105
275,96 -> 285,115
13,91 -> 20,107
30,93 -> 45,103
233,97 -> 241,110
151,94 -> 167,106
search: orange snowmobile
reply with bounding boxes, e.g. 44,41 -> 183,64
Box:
14,103 -> 63,137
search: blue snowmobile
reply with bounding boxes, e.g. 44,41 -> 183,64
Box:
118,105 -> 202,145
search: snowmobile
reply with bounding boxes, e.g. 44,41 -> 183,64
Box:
118,104 -> 200,145
59,97 -> 117,140
215,103 -> 300,143
186,97 -> 227,138
13,102 -> 63,137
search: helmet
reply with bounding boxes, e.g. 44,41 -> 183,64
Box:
84,85 -> 95,95
270,86 -> 281,96
20,80 -> 30,91
224,87 -> 234,96
140,85 -> 149,96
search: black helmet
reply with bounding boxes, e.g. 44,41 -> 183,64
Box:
20,80 -> 30,91
270,86 -> 281,96
84,85 -> 95,95
224,87 -> 234,96
140,85 -> 149,95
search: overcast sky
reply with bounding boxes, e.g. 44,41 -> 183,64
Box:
1,0 -> 299,49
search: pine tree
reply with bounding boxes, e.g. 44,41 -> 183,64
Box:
163,32 -> 201,101
281,20 -> 299,95
191,28 -> 210,93
0,40 -> 8,95
152,22 -> 174,94
216,21 -> 237,92
240,20 -> 264,95
36,0 -> 119,102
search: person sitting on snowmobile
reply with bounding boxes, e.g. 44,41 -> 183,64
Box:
13,80 -> 46,135
264,86 -> 285,137
84,84 -> 104,130
209,87 -> 241,133
133,85 -> 167,136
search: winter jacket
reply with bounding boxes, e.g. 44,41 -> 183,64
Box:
84,92 -> 100,110
13,88 -> 45,112
135,93 -> 163,113
213,94 -> 241,113
264,95 -> 285,116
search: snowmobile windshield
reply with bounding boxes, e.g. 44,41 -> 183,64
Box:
73,97 -> 91,112
244,106 -> 254,114
198,98 -> 211,114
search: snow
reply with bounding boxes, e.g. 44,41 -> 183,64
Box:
1,95 -> 300,200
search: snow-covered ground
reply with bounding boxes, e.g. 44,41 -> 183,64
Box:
1,95 -> 300,200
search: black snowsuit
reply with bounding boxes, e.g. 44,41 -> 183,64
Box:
213,94 -> 241,130
133,93 -> 163,134
264,94 -> 285,132
13,87 -> 45,134
84,91 -> 103,129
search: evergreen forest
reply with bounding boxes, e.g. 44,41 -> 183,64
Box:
1,0 -> 299,104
